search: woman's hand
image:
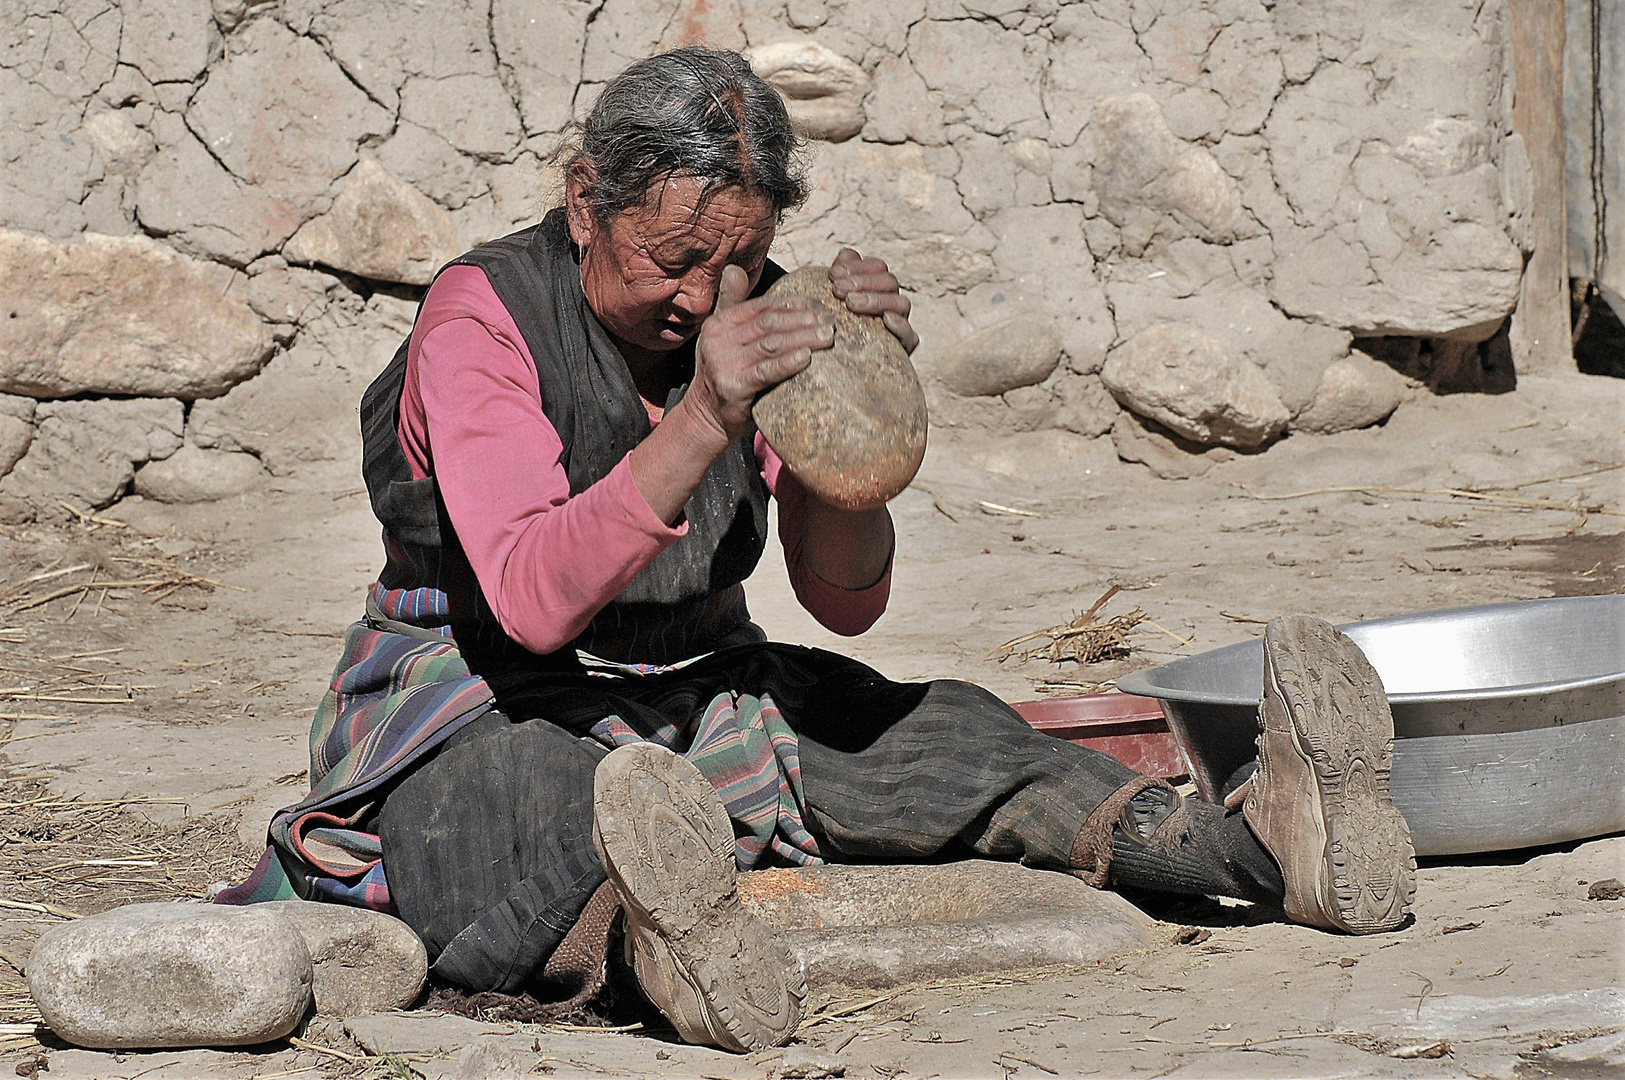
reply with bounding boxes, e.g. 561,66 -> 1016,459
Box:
829,248 -> 919,354
686,264 -> 834,443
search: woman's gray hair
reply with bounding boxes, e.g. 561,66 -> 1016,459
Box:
568,46 -> 810,223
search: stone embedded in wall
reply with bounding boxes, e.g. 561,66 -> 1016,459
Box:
749,40 -> 869,143
0,231 -> 273,400
83,108 -> 158,178
1292,352 -> 1409,435
1111,411 -> 1236,480
937,317 -> 1063,398
1260,2 -> 1525,339
0,398 -> 184,522
879,235 -> 996,298
1104,278 -> 1354,416
283,160 -> 462,286
133,445 -> 265,504
1094,94 -> 1246,255
1101,324 -> 1291,449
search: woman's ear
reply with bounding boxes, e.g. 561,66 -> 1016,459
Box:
565,161 -> 599,252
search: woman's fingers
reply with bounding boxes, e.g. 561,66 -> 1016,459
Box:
839,289 -> 911,316
715,264 -> 751,312
882,310 -> 919,354
830,267 -> 901,297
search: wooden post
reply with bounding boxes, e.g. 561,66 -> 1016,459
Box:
1507,0 -> 1572,372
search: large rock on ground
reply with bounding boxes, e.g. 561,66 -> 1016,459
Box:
1101,324 -> 1290,448
748,40 -> 869,142
0,398 -> 183,520
738,861 -> 1153,995
133,445 -> 265,504
936,316 -> 1063,397
0,232 -> 274,399
1293,351 -> 1409,434
283,159 -> 460,285
261,901 -> 427,1018
27,902 -> 312,1049
754,267 -> 928,510
1094,94 -> 1245,253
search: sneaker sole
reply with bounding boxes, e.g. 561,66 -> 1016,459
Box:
1261,616 -> 1417,933
592,743 -> 805,1050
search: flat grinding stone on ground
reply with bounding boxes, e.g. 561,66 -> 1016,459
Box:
737,861 -> 1154,995
27,902 -> 312,1049
754,267 -> 928,511
261,901 -> 427,1017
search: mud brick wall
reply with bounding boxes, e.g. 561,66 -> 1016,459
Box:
0,0 -> 1533,514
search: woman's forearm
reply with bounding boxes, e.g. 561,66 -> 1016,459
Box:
627,398 -> 734,524
799,495 -> 895,590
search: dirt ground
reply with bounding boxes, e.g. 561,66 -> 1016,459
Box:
1,370 -> 1621,1079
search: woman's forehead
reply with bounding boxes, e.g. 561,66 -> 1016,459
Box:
621,176 -> 776,252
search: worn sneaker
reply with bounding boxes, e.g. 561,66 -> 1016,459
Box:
592,743 -> 805,1052
1243,615 -> 1417,934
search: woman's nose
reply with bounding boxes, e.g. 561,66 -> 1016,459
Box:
672,268 -> 720,316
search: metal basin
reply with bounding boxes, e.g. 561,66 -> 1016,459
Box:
1117,596 -> 1625,856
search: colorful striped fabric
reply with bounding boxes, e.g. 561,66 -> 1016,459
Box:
216,623 -> 495,909
590,690 -> 821,869
218,621 -> 825,912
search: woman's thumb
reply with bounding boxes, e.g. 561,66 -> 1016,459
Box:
715,264 -> 750,312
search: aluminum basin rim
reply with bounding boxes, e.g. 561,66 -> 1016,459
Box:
1117,668 -> 1624,709
1115,596 -> 1624,709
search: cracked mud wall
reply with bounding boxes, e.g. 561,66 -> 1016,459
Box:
0,0 -> 1534,513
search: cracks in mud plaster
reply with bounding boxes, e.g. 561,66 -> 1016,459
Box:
295,25 -> 395,116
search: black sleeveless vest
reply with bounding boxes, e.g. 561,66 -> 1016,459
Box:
358,210 -> 779,670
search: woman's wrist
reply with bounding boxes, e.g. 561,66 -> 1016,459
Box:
628,396 -> 735,525
800,496 -> 894,590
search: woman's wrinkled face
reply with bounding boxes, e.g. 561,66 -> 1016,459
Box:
567,170 -> 777,355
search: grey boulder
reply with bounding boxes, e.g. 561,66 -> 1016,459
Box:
937,316 -> 1063,398
282,159 -> 461,286
748,40 -> 869,142
1101,323 -> 1290,449
0,231 -> 273,400
261,901 -> 427,1017
133,445 -> 265,504
27,902 -> 312,1049
1292,351 -> 1409,434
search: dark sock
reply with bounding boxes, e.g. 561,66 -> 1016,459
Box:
1107,797 -> 1284,904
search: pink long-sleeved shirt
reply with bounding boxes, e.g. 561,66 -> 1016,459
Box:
396,265 -> 891,656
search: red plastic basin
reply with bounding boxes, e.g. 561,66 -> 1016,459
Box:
1011,693 -> 1188,779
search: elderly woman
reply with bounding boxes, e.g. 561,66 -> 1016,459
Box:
224,47 -> 1415,1052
